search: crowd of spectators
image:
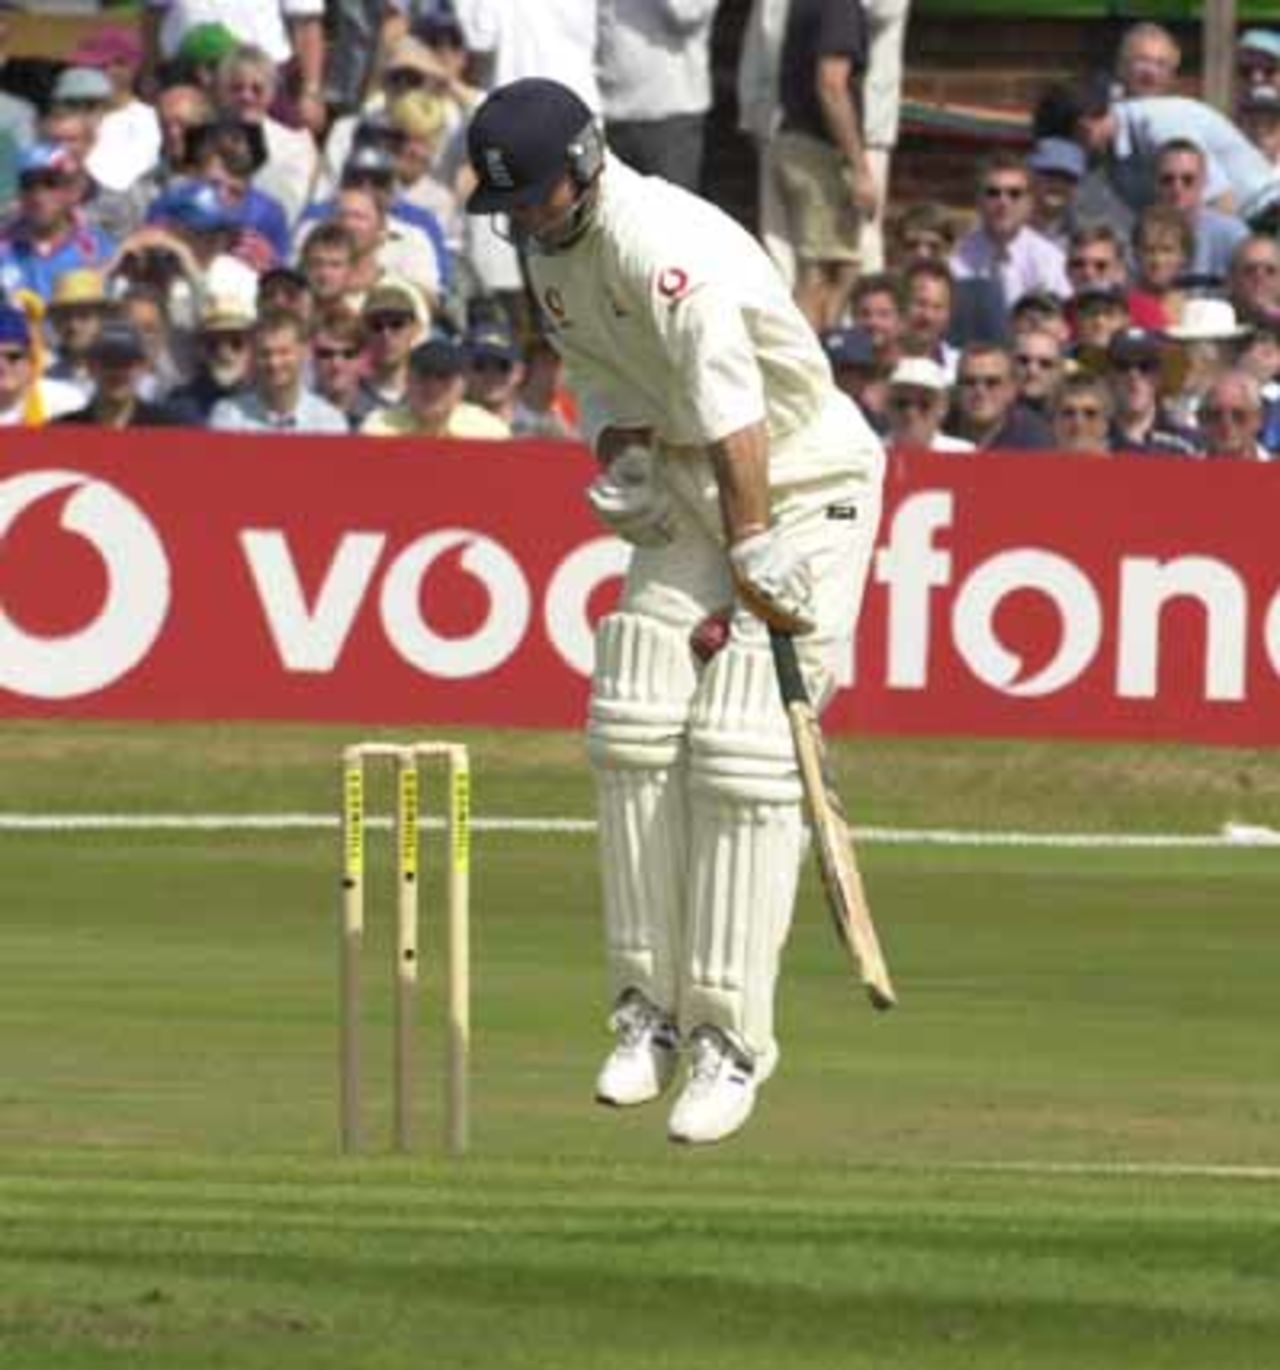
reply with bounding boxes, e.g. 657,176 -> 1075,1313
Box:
819,18 -> 1280,462
0,2 -> 1276,460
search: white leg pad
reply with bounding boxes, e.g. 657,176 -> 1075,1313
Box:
684,643 -> 805,1060
587,612 -> 698,1012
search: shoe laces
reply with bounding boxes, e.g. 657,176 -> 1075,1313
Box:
687,1026 -> 748,1091
610,992 -> 665,1050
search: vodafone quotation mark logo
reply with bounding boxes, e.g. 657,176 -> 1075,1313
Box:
0,470 -> 170,699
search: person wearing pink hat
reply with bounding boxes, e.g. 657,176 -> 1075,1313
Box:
70,26 -> 161,195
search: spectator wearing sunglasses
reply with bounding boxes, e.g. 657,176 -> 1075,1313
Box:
213,43 -> 318,226
321,36 -> 455,192
362,333 -> 510,439
1197,369 -> 1272,459
1013,327 -> 1066,417
1237,30 -> 1280,102
143,2 -> 328,135
1027,136 -> 1086,249
357,276 -> 427,412
1068,73 -> 1280,228
885,355 -> 972,452
310,306 -> 375,430
1238,83 -> 1280,171
1105,326 -> 1201,457
0,143 -> 116,303
1152,139 -> 1248,281
462,320 -> 519,435
1064,222 -> 1165,333
952,341 -> 1054,451
1228,233 -> 1280,325
55,319 -> 184,428
0,299 -> 82,426
1051,373 -> 1115,455
166,294 -> 255,424
951,152 -> 1070,313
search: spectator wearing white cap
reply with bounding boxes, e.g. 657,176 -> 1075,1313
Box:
885,355 -> 972,452
1237,29 -> 1280,99
1164,296 -> 1253,427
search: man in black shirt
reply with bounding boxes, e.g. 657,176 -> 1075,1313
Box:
767,0 -> 875,331
56,320 -> 181,428
953,342 -> 1055,451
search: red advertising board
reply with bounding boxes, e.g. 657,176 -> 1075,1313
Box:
1,428 -> 1277,745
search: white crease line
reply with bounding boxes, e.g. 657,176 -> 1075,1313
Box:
952,1160 -> 1280,1181
0,815 -> 1278,848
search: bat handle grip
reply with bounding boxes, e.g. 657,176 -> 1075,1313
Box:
768,627 -> 810,707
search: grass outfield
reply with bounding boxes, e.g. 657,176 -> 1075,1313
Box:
1,723 -> 1278,1368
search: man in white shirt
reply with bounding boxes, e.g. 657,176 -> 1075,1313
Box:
951,151 -> 1071,311
465,77 -> 885,1147
598,0 -> 718,191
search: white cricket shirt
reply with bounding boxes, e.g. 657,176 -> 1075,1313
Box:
526,157 -> 881,490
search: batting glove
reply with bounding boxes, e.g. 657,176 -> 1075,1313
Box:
728,527 -> 815,634
586,444 -> 676,548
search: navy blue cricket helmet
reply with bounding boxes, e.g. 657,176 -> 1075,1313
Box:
465,78 -> 601,215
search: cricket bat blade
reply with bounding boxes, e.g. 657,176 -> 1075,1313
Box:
769,628 -> 897,1011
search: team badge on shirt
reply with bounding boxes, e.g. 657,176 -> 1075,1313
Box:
657,267 -> 690,300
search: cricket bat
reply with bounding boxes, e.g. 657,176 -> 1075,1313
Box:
769,628 -> 897,1011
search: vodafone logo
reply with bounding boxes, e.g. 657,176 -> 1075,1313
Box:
0,470 -> 170,699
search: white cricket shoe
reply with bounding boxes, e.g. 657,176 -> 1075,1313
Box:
667,1025 -> 776,1146
594,989 -> 680,1107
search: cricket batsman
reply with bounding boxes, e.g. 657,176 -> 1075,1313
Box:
466,78 -> 885,1145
